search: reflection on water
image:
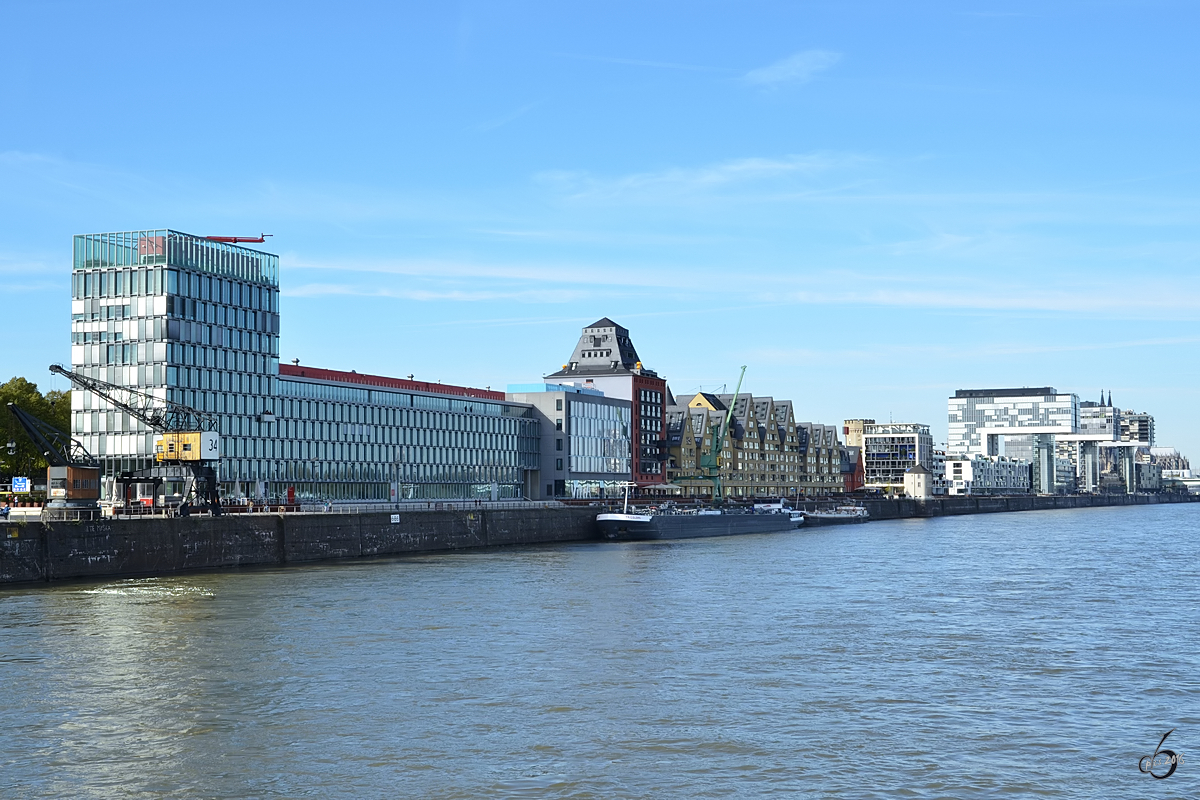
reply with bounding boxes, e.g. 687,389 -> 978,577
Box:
1,504 -> 1196,798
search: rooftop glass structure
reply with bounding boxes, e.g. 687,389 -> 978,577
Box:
73,229 -> 278,285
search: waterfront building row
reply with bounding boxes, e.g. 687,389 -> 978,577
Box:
69,228 -> 1189,506
65,230 -> 852,506
70,230 -> 540,503
665,392 -> 850,499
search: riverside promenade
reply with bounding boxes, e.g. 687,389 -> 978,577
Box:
1,493 -> 1194,585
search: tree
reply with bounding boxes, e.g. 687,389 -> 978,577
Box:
1,377 -> 73,484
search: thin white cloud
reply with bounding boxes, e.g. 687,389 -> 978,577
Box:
751,334 -> 1200,369
284,282 -> 585,304
280,255 -> 686,289
552,53 -> 728,73
537,152 -> 860,201
744,50 -> 841,87
281,252 -> 1200,319
474,101 -> 542,133
786,282 -> 1200,316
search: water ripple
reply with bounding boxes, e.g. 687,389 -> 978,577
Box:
0,503 -> 1196,798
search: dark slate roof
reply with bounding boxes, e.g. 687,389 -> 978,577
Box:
587,317 -> 621,329
954,387 -> 1057,399
906,463 -> 931,474
546,318 -> 658,378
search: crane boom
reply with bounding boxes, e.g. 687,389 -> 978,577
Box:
672,366 -> 748,505
48,364 -> 214,433
48,365 -> 224,515
205,234 -> 272,244
6,403 -> 97,467
717,365 -> 747,450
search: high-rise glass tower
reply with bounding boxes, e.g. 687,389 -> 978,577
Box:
71,229 -> 279,488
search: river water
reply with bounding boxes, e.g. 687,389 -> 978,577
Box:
1,504 -> 1196,798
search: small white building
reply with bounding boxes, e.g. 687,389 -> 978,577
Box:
945,455 -> 1031,496
903,463 -> 933,499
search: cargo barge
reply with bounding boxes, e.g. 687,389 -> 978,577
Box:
596,509 -> 802,541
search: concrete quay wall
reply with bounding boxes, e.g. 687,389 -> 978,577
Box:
3,494 -> 1194,586
0,507 -> 599,585
859,492 -> 1196,520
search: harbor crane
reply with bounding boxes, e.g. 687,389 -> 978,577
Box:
6,403 -> 101,518
48,364 -> 223,515
673,365 -> 747,505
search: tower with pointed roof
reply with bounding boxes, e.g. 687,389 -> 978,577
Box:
547,319 -> 668,488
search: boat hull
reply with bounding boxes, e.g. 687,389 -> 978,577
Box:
801,513 -> 869,526
597,512 -> 801,541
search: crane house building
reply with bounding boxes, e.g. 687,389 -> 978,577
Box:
69,229 -> 540,504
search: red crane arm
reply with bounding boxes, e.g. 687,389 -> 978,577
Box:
205,234 -> 272,243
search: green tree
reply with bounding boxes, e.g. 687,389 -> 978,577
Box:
1,377 -> 73,484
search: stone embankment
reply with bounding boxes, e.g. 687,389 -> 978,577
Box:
855,491 -> 1195,520
1,493 -> 1193,585
0,506 -> 599,585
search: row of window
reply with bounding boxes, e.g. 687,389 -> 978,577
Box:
71,265 -> 278,308
165,295 -> 277,332
280,379 -> 519,417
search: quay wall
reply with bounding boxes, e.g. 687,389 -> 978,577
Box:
857,491 -> 1195,520
0,507 -> 600,585
1,494 -> 1194,586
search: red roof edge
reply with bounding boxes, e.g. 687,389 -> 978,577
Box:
278,364 -> 505,401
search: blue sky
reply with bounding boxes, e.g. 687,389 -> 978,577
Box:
3,0 -> 1199,455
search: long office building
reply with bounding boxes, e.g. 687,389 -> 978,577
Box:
69,229 -> 539,503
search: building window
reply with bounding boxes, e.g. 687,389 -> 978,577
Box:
555,399 -> 563,411
556,438 -> 563,451
556,418 -> 563,431
556,458 -> 563,470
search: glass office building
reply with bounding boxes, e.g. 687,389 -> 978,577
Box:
278,366 -> 540,501
70,229 -> 539,503
505,383 -> 631,499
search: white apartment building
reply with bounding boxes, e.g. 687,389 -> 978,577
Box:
862,422 -> 933,494
945,455 -> 1032,496
947,387 -> 1077,494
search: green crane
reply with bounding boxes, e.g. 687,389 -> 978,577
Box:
678,365 -> 746,505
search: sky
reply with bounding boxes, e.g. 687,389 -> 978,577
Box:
2,0 -> 1199,455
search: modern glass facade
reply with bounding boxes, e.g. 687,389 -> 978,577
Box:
568,400 -> 631,475
947,388 -> 1078,494
277,375 -> 539,501
70,229 -> 540,503
504,384 -> 631,499
71,230 -> 280,490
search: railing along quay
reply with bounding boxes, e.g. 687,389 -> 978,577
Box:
66,499 -> 570,520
